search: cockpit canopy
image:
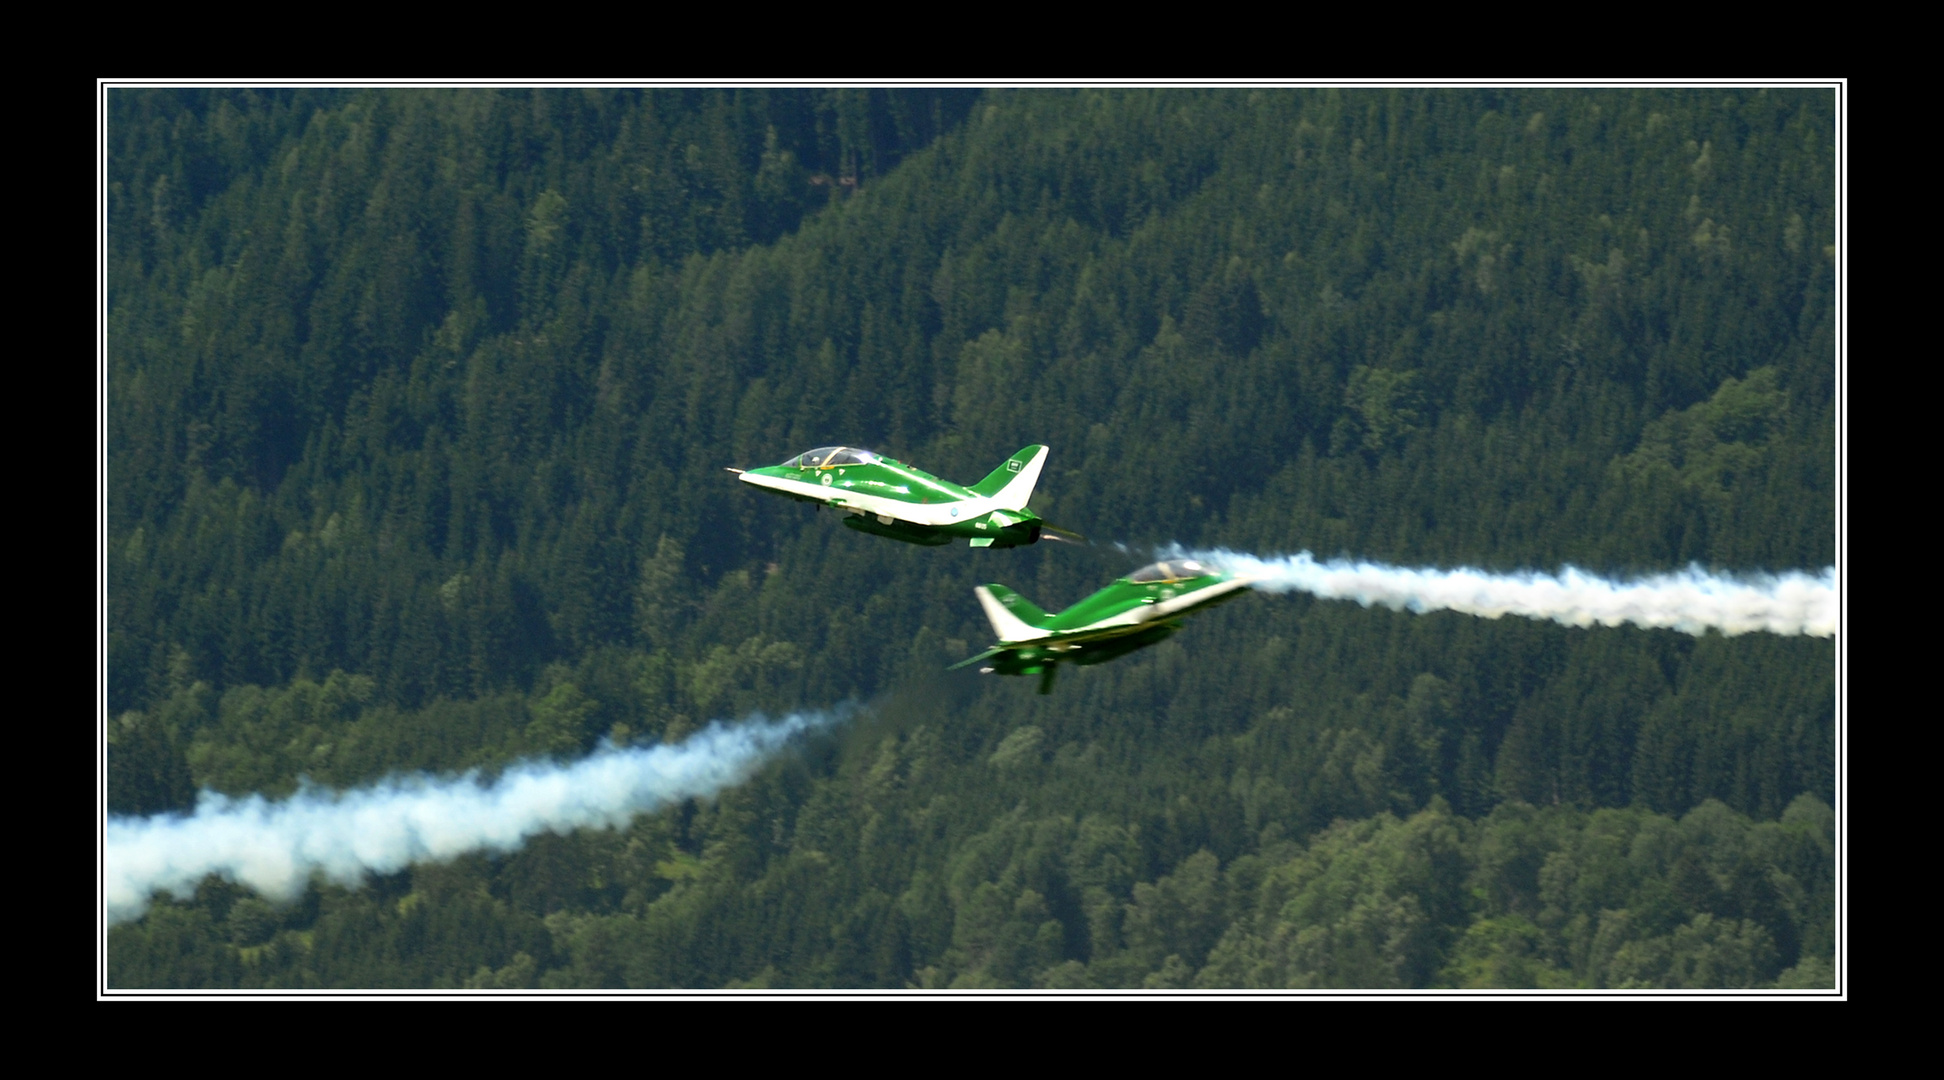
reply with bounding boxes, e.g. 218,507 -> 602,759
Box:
1126,559 -> 1211,583
785,446 -> 880,468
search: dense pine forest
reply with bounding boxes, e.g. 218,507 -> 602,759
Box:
103,87 -> 1838,990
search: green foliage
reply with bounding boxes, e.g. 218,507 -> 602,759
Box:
1198,803 -> 1466,988
107,705 -> 196,815
1438,916 -> 1575,989
1339,365 -> 1423,453
106,88 -> 1835,988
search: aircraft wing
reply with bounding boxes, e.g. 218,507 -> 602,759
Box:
948,646 -> 1013,671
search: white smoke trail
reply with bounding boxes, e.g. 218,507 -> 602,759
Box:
104,707 -> 847,926
1179,548 -> 1837,638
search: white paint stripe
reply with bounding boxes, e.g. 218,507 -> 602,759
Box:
1149,576 -> 1254,618
745,472 -> 1012,528
1071,607 -> 1152,634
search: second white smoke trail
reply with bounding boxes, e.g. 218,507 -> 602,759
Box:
104,708 -> 846,926
1182,549 -> 1836,638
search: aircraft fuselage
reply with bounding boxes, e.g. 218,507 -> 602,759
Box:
735,445 -> 1049,548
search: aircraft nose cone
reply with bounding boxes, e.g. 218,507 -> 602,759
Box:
737,468 -> 795,493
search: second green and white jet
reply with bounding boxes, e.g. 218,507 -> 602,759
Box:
952,558 -> 1255,692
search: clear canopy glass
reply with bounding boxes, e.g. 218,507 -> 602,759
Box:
785,446 -> 879,468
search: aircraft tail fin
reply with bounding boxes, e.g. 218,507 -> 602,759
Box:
975,584 -> 1051,643
968,445 -> 1048,506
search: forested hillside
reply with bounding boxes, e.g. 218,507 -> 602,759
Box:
103,87 -> 1838,989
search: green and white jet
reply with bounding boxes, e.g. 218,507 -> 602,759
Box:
729,444 -> 1080,548
950,558 -> 1255,692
